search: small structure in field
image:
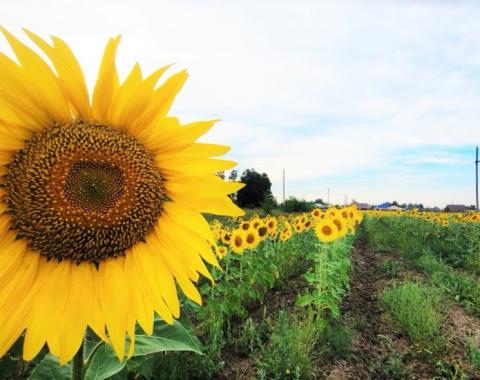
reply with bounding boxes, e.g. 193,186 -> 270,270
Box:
445,204 -> 467,212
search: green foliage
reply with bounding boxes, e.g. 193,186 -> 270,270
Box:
380,281 -> 443,344
28,355 -> 71,380
318,322 -> 355,359
380,353 -> 407,380
467,343 -> 480,371
261,193 -> 277,215
282,196 -> 314,213
296,238 -> 353,317
256,311 -> 321,380
418,253 -> 480,316
153,232 -> 320,378
364,216 -> 480,275
434,360 -> 469,380
236,168 -> 272,208
376,258 -> 400,278
26,320 -> 201,380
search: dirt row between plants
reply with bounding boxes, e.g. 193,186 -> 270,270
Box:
324,234 -> 438,380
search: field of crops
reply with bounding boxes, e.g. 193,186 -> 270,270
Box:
2,206 -> 479,379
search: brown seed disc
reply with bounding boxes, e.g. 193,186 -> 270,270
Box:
3,121 -> 166,264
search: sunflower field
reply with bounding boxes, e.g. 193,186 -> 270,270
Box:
0,27 -> 480,380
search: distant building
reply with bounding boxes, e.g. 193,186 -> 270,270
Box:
445,204 -> 467,212
375,202 -> 391,210
352,202 -> 370,210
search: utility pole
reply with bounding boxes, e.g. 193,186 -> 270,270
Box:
327,188 -> 330,205
282,169 -> 285,204
476,146 -> 479,211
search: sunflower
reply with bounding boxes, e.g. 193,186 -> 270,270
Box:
230,229 -> 246,254
331,216 -> 347,237
220,230 -> 232,246
244,228 -> 260,250
266,217 -> 278,235
240,221 -> 251,231
256,222 -> 269,240
0,29 -> 244,364
311,208 -> 322,220
314,219 -> 339,242
216,246 -> 228,258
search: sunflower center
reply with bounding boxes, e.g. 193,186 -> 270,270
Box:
322,226 -> 332,235
65,161 -> 124,212
4,121 -> 166,264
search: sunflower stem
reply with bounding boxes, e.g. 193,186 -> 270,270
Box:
72,340 -> 84,380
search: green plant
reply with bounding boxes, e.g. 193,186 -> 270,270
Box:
318,322 -> 355,359
296,238 -> 353,317
418,253 -> 480,316
467,343 -> 480,371
256,311 -> 321,379
434,360 -> 468,380
377,259 -> 400,278
380,352 -> 407,379
282,197 -> 314,213
380,281 -> 443,344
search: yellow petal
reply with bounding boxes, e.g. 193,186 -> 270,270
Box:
24,29 -> 91,119
99,257 -> 130,359
0,27 -> 71,123
92,36 -> 121,121
133,70 -> 188,130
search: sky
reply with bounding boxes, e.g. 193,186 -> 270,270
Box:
1,0 -> 479,208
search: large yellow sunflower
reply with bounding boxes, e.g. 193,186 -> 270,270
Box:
0,29 -> 244,364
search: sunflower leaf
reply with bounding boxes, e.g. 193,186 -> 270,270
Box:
28,354 -> 71,380
133,320 -> 202,356
84,343 -> 126,380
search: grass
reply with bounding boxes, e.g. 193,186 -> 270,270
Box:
377,258 -> 400,279
380,281 -> 443,344
256,311 -> 322,379
418,253 -> 480,316
318,321 -> 355,360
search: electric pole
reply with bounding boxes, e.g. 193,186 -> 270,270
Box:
327,188 -> 330,205
476,146 -> 479,211
282,169 -> 285,204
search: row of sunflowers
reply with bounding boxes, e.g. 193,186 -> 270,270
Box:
209,205 -> 364,258
364,209 -> 480,226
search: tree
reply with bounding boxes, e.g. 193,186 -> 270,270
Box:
228,170 -> 238,181
236,169 -> 272,208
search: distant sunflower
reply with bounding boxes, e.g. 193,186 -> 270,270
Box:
331,216 -> 347,237
314,219 -> 339,242
256,222 -> 269,240
244,228 -> 260,249
0,29 -> 244,364
231,229 -> 246,254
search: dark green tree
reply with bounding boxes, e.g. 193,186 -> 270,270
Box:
236,169 -> 272,208
228,170 -> 238,181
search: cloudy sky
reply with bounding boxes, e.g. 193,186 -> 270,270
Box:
2,0 -> 479,207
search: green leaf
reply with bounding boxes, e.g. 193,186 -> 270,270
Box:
295,294 -> 312,307
133,320 -> 202,356
28,354 -> 71,380
84,344 -> 126,380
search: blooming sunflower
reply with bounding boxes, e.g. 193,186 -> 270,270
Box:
0,29 -> 244,364
230,229 -> 246,254
314,219 -> 339,242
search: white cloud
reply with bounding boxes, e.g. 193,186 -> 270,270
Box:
1,0 -> 479,206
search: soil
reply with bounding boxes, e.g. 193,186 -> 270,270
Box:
323,234 -> 479,380
217,233 -> 480,379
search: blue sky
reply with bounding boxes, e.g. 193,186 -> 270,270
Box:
1,0 -> 479,207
